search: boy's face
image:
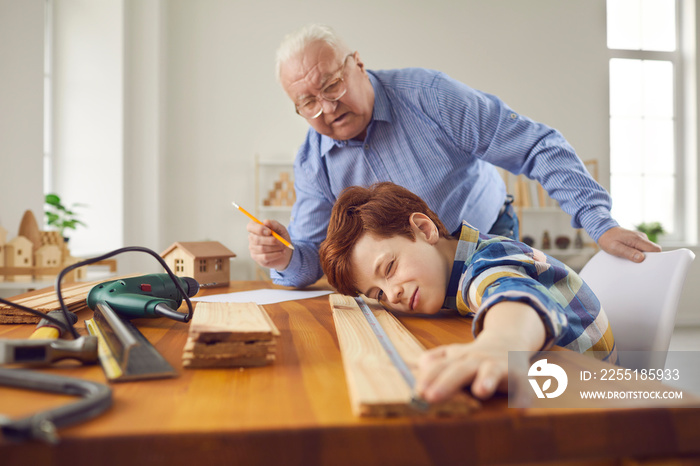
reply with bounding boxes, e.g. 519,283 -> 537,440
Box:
350,214 -> 452,315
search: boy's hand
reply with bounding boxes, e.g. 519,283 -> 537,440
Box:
247,219 -> 293,271
416,336 -> 528,402
415,301 -> 544,403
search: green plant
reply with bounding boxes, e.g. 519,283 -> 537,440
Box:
635,221 -> 666,243
44,193 -> 87,239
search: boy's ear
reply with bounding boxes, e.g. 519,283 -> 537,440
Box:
409,213 -> 439,244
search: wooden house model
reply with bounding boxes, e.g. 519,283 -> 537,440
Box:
161,241 -> 236,288
35,244 -> 63,280
0,211 -> 86,283
5,236 -> 33,281
0,225 -> 6,265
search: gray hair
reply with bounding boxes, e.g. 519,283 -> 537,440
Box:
275,24 -> 350,82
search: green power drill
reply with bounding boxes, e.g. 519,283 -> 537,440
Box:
86,274 -> 200,322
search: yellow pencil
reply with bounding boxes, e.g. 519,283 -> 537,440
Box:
231,202 -> 295,250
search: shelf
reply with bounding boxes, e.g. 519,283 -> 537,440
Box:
255,154 -> 295,216
541,247 -> 597,257
258,205 -> 293,213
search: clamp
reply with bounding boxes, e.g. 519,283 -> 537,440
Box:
0,368 -> 112,444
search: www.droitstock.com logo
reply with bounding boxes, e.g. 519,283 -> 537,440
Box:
528,359 -> 568,398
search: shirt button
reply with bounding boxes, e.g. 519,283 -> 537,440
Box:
364,144 -> 370,150
510,113 -> 517,119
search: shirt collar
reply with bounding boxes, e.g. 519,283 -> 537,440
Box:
444,221 -> 481,309
319,70 -> 393,156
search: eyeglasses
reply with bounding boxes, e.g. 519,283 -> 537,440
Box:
295,54 -> 353,119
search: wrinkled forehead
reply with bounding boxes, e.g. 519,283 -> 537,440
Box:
279,41 -> 344,98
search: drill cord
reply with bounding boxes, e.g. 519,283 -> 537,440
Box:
0,298 -> 72,333
55,246 -> 195,338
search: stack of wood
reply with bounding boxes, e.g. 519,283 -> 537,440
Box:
262,171 -> 295,207
0,278 -> 114,323
183,302 -> 280,368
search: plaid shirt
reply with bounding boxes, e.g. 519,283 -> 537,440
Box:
445,221 -> 617,362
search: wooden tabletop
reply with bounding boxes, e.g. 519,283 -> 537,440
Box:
1,281 -> 700,465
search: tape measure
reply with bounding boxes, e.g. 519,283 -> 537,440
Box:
354,296 -> 429,411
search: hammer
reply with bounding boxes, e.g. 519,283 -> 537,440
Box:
0,311 -> 98,366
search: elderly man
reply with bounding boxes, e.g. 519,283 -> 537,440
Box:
247,24 -> 660,288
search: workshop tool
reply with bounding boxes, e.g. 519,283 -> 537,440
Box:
0,310 -> 98,366
0,278 -> 122,324
86,274 -> 200,322
0,367 -> 112,444
232,202 -> 295,250
29,309 -> 78,339
0,248 -> 189,441
85,274 -> 200,382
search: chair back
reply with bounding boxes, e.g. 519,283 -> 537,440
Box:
579,249 -> 695,370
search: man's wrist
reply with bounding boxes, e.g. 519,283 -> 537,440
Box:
578,208 -> 619,242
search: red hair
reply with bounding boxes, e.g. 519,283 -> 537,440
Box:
319,182 -> 450,296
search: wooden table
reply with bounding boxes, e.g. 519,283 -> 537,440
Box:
1,281 -> 699,465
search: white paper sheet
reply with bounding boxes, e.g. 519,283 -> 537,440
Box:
191,288 -> 333,305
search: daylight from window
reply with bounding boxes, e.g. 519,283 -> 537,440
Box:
607,0 -> 678,236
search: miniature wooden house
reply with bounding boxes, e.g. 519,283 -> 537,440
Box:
35,244 -> 63,281
0,225 -> 6,266
0,211 -> 87,283
161,241 -> 236,288
5,236 -> 33,281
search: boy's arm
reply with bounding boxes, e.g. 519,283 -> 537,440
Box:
416,300 -> 545,402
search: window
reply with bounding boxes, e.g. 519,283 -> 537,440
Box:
175,258 -> 184,273
214,258 -> 222,271
199,259 -> 207,273
607,0 -> 696,242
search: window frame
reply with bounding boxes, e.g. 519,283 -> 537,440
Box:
607,0 -> 695,244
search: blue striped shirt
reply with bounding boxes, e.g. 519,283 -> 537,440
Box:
273,68 -> 618,287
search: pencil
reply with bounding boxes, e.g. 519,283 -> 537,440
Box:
231,202 -> 295,250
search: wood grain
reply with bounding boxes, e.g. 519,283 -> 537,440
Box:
330,294 -> 479,417
183,301 -> 279,368
1,281 -> 699,466
0,275 -> 136,323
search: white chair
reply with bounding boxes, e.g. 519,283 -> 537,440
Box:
579,249 -> 695,370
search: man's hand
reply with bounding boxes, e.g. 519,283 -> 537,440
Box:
247,219 -> 294,271
598,226 -> 662,263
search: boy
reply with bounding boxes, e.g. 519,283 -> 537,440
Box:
319,182 -> 616,403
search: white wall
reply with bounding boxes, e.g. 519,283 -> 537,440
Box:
0,0 -> 44,231
3,1 -> 700,322
155,0 -> 611,278
121,0 -> 167,274
51,0 -> 124,256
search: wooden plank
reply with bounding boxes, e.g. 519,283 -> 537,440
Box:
330,293 -> 479,417
188,302 -> 280,342
183,338 -> 275,357
183,301 -> 278,368
182,354 -> 274,368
